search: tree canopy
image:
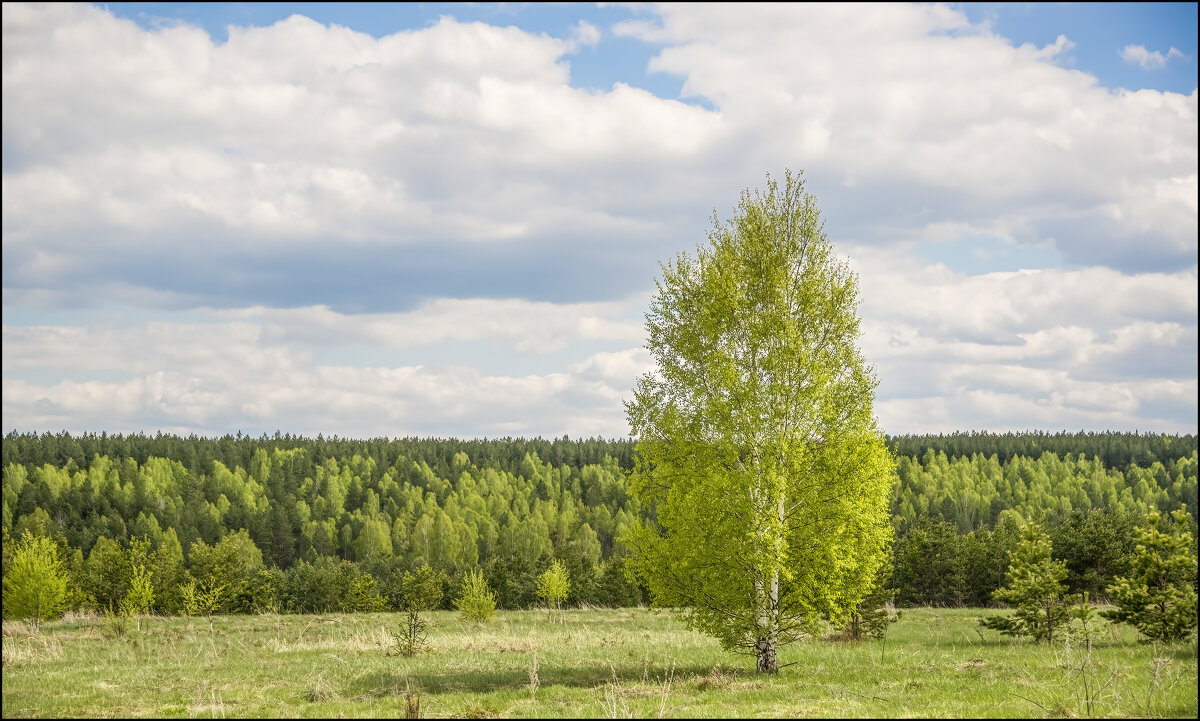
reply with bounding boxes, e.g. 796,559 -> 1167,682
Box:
623,170 -> 896,673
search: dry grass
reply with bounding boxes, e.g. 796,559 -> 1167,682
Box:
2,633 -> 63,667
306,673 -> 339,703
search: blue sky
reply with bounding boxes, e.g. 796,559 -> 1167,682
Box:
100,2 -> 1199,96
3,2 -> 1197,438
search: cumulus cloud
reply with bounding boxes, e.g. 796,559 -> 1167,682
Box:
849,248 -> 1197,433
2,3 -> 1196,437
2,3 -> 723,312
0,343 -> 648,439
620,4 -> 1196,271
1121,44 -> 1187,70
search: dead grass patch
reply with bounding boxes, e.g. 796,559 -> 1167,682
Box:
694,666 -> 733,690
307,673 -> 339,702
2,620 -> 36,638
2,634 -> 63,667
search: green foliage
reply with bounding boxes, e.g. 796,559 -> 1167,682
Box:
180,577 -> 225,617
3,531 -> 67,631
119,562 -> 155,630
84,536 -> 133,612
1,430 -> 1195,617
536,560 -> 570,619
187,529 -> 264,613
624,170 -> 895,673
392,565 -> 446,656
400,564 -> 445,612
979,524 -> 1074,643
837,558 -> 898,641
247,568 -> 285,614
455,567 -> 498,622
1103,510 -> 1198,641
594,556 -> 644,608
1063,592 -> 1107,652
344,572 -> 388,613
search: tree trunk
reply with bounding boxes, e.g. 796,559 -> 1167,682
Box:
755,636 -> 778,673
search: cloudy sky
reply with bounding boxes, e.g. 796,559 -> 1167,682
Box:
2,2 -> 1197,440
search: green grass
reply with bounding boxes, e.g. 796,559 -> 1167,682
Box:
2,607 -> 1196,718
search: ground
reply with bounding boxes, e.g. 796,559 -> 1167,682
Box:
2,607 -> 1196,718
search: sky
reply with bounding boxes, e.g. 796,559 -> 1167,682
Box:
2,2 -> 1197,440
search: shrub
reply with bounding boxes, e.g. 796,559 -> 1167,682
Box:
119,563 -> 155,631
537,560 -> 570,620
391,565 -> 445,656
3,532 -> 67,632
344,572 -> 388,613
838,558 -> 899,641
455,568 -> 497,623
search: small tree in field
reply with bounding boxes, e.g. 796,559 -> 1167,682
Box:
980,523 -> 1073,643
3,532 -> 67,632
1104,510 -> 1198,642
392,565 -> 445,656
344,572 -> 388,613
537,560 -> 570,621
180,578 -> 225,631
455,568 -> 497,623
838,557 -> 898,641
119,562 -> 155,631
623,170 -> 895,673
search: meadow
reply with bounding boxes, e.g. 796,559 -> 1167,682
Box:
2,607 -> 1196,718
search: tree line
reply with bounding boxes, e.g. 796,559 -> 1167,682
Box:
1,430 -> 1196,618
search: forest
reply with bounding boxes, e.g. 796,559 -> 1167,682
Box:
2,429 -> 1196,619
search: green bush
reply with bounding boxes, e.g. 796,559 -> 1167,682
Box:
3,532 -> 67,632
455,568 -> 497,622
391,565 -> 446,656
344,572 -> 388,613
537,560 -> 570,620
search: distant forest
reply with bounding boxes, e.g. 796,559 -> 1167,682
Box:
2,430 -> 1196,615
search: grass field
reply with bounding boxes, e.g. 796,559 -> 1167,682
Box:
2,606 -> 1196,718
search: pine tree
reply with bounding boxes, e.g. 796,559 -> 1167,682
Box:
839,557 -> 898,640
979,524 -> 1073,643
1103,510 -> 1198,642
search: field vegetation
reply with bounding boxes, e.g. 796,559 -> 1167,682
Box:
3,606 -> 1196,718
3,431 -> 1197,716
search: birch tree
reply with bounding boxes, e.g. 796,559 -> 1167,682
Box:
623,170 -> 895,673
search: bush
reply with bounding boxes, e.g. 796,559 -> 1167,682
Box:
344,572 -> 388,613
119,563 -> 155,630
838,558 -> 899,641
3,532 -> 67,632
537,560 -> 570,620
455,568 -> 497,623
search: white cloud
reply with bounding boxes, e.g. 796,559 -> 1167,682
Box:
568,19 -> 601,50
1120,44 -> 1187,70
623,4 -> 1197,268
1,341 -> 648,439
2,3 -> 1196,437
850,248 -> 1197,433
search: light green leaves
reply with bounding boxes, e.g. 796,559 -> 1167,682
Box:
624,170 -> 895,672
3,532 -> 67,632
